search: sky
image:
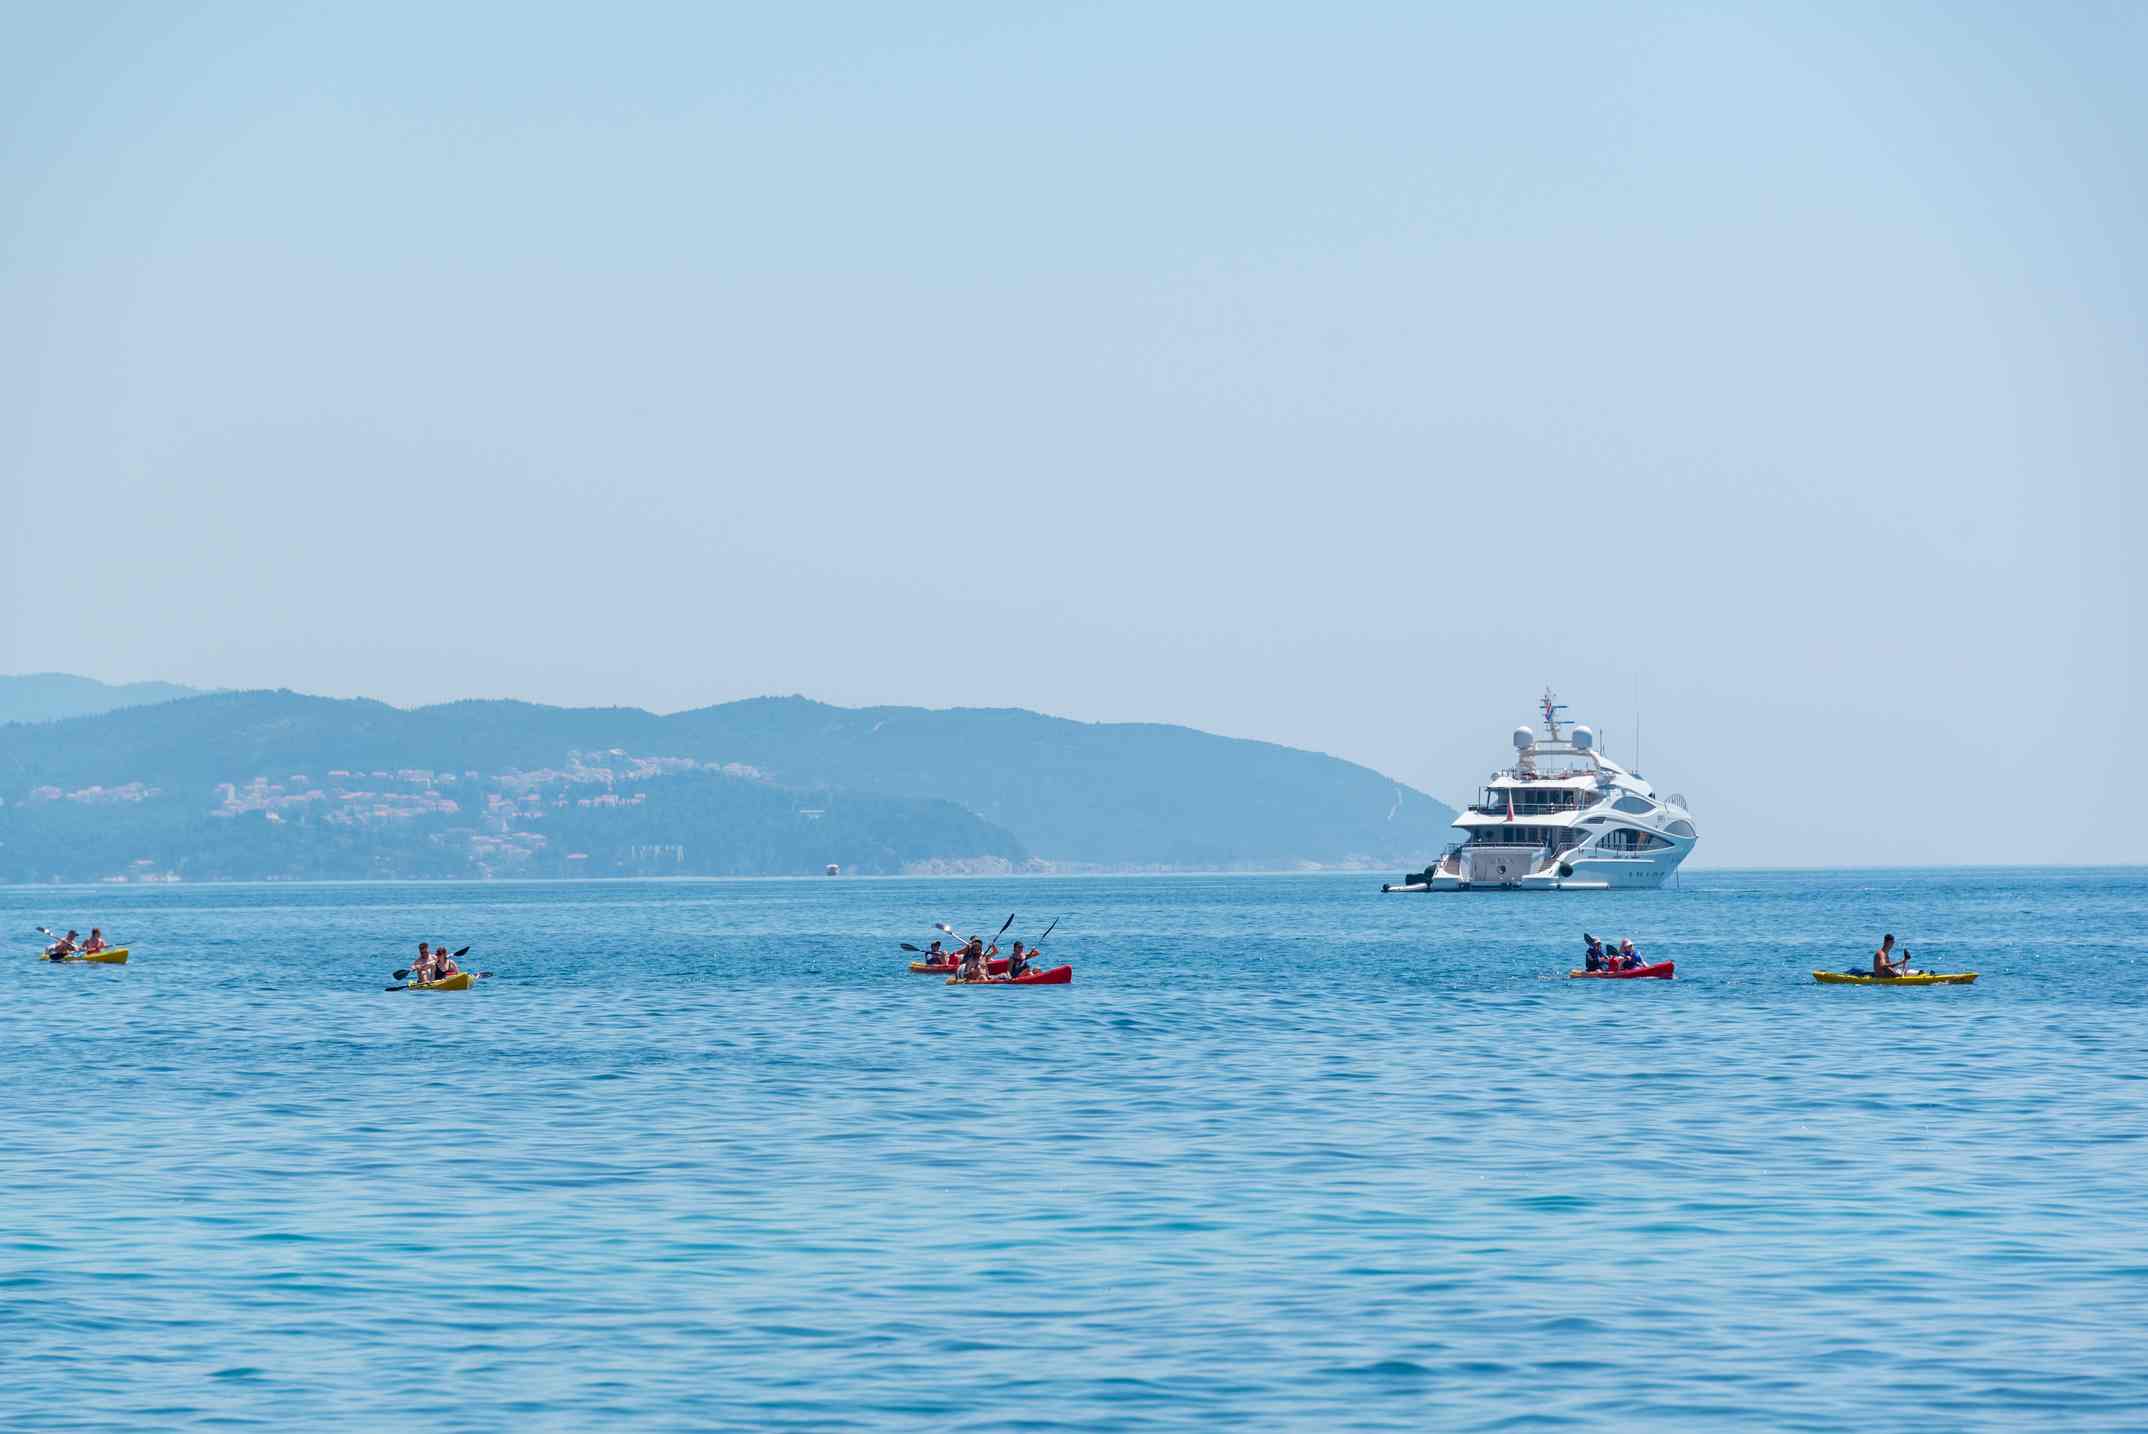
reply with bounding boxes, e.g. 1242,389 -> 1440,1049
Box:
2,2 -> 2141,867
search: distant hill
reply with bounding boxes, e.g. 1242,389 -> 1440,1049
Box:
0,688 -> 1454,880
0,674 -> 202,724
654,697 -> 1454,868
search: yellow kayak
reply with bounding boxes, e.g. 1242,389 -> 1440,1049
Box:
402,971 -> 474,991
38,947 -> 129,965
1813,970 -> 1976,986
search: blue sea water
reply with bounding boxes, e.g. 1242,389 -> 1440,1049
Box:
3,868 -> 2146,1431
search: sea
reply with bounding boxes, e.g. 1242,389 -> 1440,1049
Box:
4,868 -> 2145,1431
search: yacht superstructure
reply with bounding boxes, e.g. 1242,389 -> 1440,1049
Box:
1383,690 -> 1696,891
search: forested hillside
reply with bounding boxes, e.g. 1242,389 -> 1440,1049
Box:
0,687 -> 1452,879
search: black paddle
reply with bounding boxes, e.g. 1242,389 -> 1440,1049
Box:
1005,918 -> 1059,978
901,942 -> 959,969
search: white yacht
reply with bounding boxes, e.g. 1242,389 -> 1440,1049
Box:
1383,690 -> 1697,891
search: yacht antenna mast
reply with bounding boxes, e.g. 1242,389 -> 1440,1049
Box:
1539,687 -> 1567,744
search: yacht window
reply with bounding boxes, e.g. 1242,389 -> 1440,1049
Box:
1665,819 -> 1696,839
1596,827 -> 1671,852
1613,795 -> 1654,816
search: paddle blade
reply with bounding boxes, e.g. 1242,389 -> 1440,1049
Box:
453,946 -> 470,957
393,969 -> 412,980
900,943 -> 923,953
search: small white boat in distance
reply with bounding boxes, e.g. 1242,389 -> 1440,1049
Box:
1383,689 -> 1696,891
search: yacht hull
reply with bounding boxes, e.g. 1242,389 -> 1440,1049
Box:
1412,868 -> 1673,892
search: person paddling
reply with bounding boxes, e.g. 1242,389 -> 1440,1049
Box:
1616,938 -> 1642,972
82,928 -> 109,954
46,929 -> 80,958
923,939 -> 950,969
1871,934 -> 1916,978
429,940 -> 461,981
1583,933 -> 1606,972
1004,942 -> 1031,981
957,936 -> 995,982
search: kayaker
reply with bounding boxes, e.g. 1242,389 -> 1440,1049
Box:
47,930 -> 80,957
1005,942 -> 1031,981
1583,933 -> 1606,972
431,941 -> 461,980
1871,934 -> 1915,978
82,929 -> 109,954
1616,938 -> 1641,972
412,941 -> 434,981
958,937 -> 993,982
924,940 -> 949,968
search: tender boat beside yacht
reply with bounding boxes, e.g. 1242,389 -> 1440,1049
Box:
1383,689 -> 1697,892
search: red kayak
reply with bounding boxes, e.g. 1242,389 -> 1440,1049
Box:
910,957 -> 1010,975
947,964 -> 1072,986
1568,961 -> 1673,980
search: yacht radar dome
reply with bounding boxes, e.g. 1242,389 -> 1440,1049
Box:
1512,726 -> 1534,751
1571,724 -> 1594,751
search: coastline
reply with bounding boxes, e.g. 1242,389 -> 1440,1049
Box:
7,861 -> 2144,894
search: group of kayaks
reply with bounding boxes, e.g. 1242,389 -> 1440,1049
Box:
1569,964 -> 1977,985
30,919 -> 1978,991
904,915 -> 1072,986
1559,929 -> 1975,986
32,926 -> 493,991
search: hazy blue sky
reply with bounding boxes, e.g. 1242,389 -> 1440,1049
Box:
4,3 -> 2141,866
